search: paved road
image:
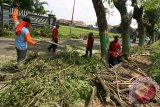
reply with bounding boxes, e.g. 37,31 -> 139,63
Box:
0,38 -> 101,55
0,37 -> 139,65
0,37 -> 139,55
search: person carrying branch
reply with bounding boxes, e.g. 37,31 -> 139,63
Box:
85,32 -> 94,58
108,36 -> 121,68
48,24 -> 60,53
12,4 -> 37,66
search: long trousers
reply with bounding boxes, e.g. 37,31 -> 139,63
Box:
85,47 -> 92,58
16,48 -> 27,65
48,39 -> 58,52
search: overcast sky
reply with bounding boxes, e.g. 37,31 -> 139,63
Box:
41,0 -> 137,28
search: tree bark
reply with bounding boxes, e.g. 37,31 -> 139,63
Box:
113,0 -> 132,54
133,6 -> 145,46
92,0 -> 109,59
85,86 -> 97,107
137,19 -> 145,46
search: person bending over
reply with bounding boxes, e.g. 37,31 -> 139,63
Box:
108,36 -> 121,68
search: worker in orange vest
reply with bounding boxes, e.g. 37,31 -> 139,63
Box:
12,3 -> 37,66
108,36 -> 121,68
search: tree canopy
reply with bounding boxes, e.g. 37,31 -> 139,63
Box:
0,0 -> 48,14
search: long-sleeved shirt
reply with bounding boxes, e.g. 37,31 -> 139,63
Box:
108,41 -> 121,57
12,8 -> 36,50
52,27 -> 58,41
87,36 -> 94,49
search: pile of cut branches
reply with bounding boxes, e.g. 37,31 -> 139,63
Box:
88,65 -> 147,107
0,50 -> 159,107
0,51 -> 105,107
86,55 -> 160,107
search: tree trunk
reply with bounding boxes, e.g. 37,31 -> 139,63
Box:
133,6 -> 145,46
153,36 -> 155,43
113,0 -> 132,54
120,21 -> 131,54
137,19 -> 145,46
158,31 -> 160,40
148,33 -> 154,45
151,27 -> 155,43
92,0 -> 109,59
122,34 -> 130,54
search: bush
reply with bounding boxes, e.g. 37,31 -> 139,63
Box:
30,26 -> 52,37
129,46 -> 146,55
8,24 -> 14,31
1,29 -> 14,37
4,24 -> 9,29
152,42 -> 160,60
149,42 -> 160,82
70,34 -> 80,39
40,26 -> 51,37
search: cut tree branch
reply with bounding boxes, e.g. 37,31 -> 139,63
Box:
96,74 -> 110,102
85,86 -> 97,107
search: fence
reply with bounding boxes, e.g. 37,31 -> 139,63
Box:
0,3 -> 56,28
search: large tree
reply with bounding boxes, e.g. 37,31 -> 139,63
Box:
133,4 -> 145,46
132,0 -> 160,46
92,0 -> 109,59
1,0 -> 48,14
113,0 -> 132,55
32,0 -> 48,14
144,8 -> 160,43
143,0 -> 160,43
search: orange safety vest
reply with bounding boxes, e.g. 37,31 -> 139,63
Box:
109,41 -> 120,57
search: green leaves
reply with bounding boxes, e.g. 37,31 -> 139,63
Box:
0,0 -> 48,14
150,42 -> 160,83
143,0 -> 160,10
0,51 -> 105,106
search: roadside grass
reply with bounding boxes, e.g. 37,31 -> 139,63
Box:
59,25 -> 119,38
0,25 -> 119,39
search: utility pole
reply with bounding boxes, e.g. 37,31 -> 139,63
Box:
70,0 -> 75,35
